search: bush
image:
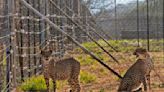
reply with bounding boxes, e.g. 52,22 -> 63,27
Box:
20,75 -> 66,91
20,76 -> 47,91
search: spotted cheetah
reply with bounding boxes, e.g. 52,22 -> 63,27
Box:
118,48 -> 153,92
41,49 -> 81,92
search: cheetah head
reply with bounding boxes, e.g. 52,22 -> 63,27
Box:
41,48 -> 52,61
133,48 -> 150,59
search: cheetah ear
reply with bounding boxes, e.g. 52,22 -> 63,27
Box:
133,51 -> 136,55
40,49 -> 47,56
133,51 -> 139,57
49,50 -> 53,55
133,50 -> 137,55
40,50 -> 44,56
133,48 -> 140,57
142,48 -> 147,53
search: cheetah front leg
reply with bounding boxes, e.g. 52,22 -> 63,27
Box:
44,77 -> 50,92
142,76 -> 147,91
134,88 -> 142,92
52,79 -> 56,92
146,74 -> 151,90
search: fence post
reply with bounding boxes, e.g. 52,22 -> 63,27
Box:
6,0 -> 15,91
73,0 -> 80,42
6,46 -> 10,92
39,0 -> 46,74
0,43 -> 4,91
10,0 -> 17,87
15,0 -> 24,82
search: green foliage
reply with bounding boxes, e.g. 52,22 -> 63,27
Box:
120,70 -> 127,77
20,76 -> 47,91
20,72 -> 97,90
76,55 -> 96,66
20,75 -> 66,91
3,51 -> 6,65
80,39 -> 163,53
80,71 -> 97,84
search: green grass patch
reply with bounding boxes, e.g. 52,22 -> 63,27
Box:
80,71 -> 97,84
20,76 -> 47,91
3,50 -> 6,65
79,39 -> 163,53
20,75 -> 67,91
20,71 -> 97,91
75,55 -> 97,66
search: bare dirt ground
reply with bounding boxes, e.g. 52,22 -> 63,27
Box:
58,52 -> 164,92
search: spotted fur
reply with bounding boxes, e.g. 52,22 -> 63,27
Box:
41,49 -> 80,92
118,48 -> 153,92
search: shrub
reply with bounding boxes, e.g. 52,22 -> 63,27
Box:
20,76 -> 47,91
20,75 -> 66,91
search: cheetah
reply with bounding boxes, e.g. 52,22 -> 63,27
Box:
41,49 -> 81,92
118,48 -> 153,92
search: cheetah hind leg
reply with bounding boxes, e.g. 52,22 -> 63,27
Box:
68,78 -> 80,92
68,79 -> 75,92
146,74 -> 151,90
74,80 -> 80,92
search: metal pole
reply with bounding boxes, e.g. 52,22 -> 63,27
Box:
163,0 -> 164,63
137,0 -> 140,47
146,0 -> 150,51
26,0 -> 31,78
33,0 -> 37,75
114,0 -> 117,40
19,0 -> 24,82
0,44 -> 4,91
39,0 -> 46,73
10,0 -> 17,87
6,0 -> 13,91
